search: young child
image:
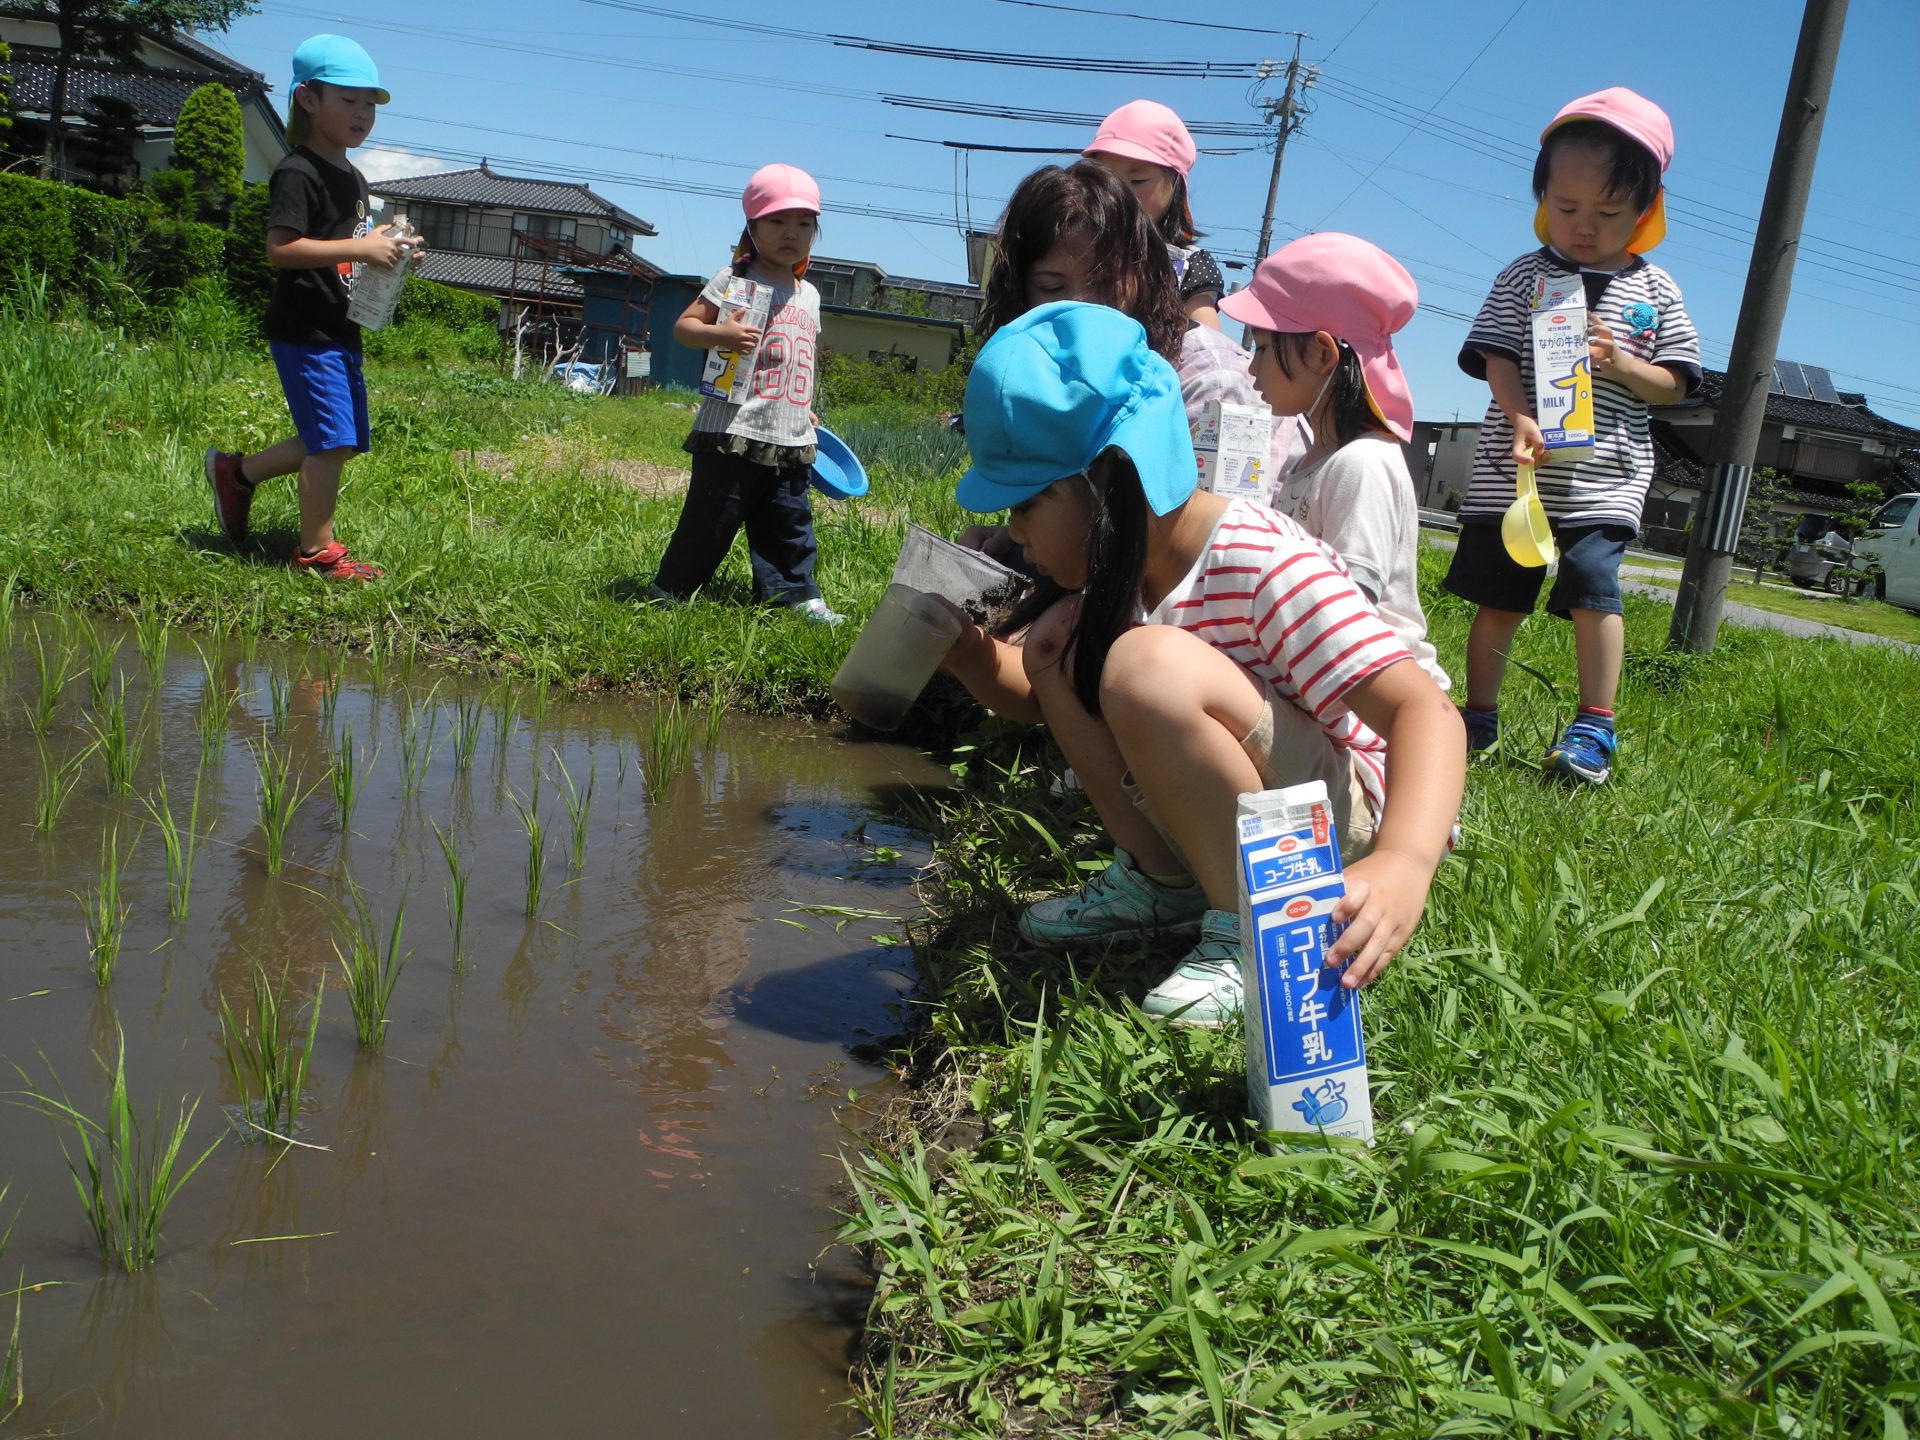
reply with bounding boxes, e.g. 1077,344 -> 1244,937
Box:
1441,88 -> 1700,783
1084,100 -> 1224,327
943,303 -> 1464,1024
204,34 -> 416,581
646,163 -> 841,624
1220,232 -> 1448,692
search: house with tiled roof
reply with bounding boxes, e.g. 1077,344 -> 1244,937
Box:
0,15 -> 288,184
369,163 -> 661,369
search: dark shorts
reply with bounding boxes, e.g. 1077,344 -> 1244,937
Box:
270,342 -> 370,454
1441,519 -> 1634,619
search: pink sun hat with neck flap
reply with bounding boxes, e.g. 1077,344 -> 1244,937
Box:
1220,232 -> 1419,442
743,163 -> 820,221
1084,100 -> 1197,177
1534,86 -> 1673,254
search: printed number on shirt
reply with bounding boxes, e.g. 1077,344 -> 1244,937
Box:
754,333 -> 815,406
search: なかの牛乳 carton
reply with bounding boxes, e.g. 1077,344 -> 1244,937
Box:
1236,781 -> 1374,1144
700,276 -> 772,404
1529,276 -> 1595,463
1193,400 -> 1272,501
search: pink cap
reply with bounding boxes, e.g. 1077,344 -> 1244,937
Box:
1083,100 -> 1197,177
1219,232 -> 1418,442
743,163 -> 820,221
1536,87 -> 1673,254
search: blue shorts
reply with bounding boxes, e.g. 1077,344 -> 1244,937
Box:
270,342 -> 370,455
1441,519 -> 1635,619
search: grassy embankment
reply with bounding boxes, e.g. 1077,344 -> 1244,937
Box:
5,299 -> 1917,1436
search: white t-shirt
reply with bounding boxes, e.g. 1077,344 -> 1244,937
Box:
1268,435 -> 1449,692
1143,498 -> 1412,817
691,265 -> 821,450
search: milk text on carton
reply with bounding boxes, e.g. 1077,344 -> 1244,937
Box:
700,276 -> 772,404
1529,277 -> 1594,463
1194,400 -> 1272,501
1235,782 -> 1374,1144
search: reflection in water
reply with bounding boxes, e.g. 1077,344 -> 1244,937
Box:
0,615 -> 948,1438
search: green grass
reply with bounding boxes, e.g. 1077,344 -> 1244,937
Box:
1632,576 -> 1920,645
843,570 -> 1920,1438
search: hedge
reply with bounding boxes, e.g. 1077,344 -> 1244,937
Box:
0,170 -> 225,303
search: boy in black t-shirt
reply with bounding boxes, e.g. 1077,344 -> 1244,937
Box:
204,35 -> 419,581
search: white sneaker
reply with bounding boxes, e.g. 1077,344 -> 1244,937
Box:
1141,909 -> 1244,1027
791,597 -> 845,627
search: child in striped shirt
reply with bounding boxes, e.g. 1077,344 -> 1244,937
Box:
1442,88 -> 1700,784
942,302 -> 1463,1025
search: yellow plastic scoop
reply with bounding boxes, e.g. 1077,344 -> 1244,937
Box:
1500,462 -> 1557,568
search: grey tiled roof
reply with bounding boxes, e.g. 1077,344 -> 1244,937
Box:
369,165 -> 655,236
412,250 -> 584,302
1669,368 -> 1920,444
5,43 -> 267,127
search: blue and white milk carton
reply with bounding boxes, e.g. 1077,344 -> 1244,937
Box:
1236,781 -> 1374,1144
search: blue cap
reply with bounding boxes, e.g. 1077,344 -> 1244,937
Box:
291,35 -> 390,105
809,426 -> 868,500
955,303 -> 1195,516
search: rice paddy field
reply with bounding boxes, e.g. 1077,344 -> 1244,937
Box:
2,295 -> 1916,1437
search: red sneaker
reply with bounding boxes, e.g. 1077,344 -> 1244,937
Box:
204,449 -> 254,545
292,541 -> 383,582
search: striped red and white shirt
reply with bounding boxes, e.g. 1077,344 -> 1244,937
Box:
1143,499 -> 1411,816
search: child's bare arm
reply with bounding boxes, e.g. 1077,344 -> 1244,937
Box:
1325,660 -> 1465,987
673,295 -> 761,352
265,225 -> 406,271
940,622 -> 1041,724
1483,354 -> 1546,465
1588,321 -> 1687,404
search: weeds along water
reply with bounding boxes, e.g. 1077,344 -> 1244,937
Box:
844,579 -> 1919,1438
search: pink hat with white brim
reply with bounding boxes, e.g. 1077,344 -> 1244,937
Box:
1220,232 -> 1419,443
743,163 -> 820,221
1533,87 -> 1673,254
1083,100 -> 1197,177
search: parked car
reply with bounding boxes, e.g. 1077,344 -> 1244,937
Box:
1782,515 -> 1866,595
1850,492 -> 1920,611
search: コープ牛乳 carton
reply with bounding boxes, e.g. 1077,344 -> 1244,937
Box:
1193,400 -> 1272,501
1235,781 -> 1374,1144
1529,276 -> 1594,463
700,276 -> 772,404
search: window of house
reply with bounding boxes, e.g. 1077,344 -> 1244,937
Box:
514,213 -> 578,244
411,202 -> 468,253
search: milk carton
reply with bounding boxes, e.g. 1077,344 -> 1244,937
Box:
1236,781 -> 1374,1144
700,276 -> 772,404
345,220 -> 417,331
1194,400 -> 1272,500
1529,276 -> 1595,463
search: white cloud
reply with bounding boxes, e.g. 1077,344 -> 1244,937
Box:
357,147 -> 460,184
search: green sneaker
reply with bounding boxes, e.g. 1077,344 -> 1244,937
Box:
1017,847 -> 1209,949
1141,909 -> 1245,1028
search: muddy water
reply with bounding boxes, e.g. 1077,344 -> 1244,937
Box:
0,614 -> 947,1437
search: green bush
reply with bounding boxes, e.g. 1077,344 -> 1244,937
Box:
224,181 -> 274,318
393,276 -> 497,330
0,170 -> 225,311
817,347 -> 966,414
0,172 -> 79,285
172,83 -> 244,221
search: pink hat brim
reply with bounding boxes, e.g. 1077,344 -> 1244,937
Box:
1219,292 -> 1413,442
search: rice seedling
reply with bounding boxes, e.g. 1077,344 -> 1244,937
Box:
363,624 -> 387,686
79,828 -> 130,987
702,690 -> 729,750
548,749 -> 594,872
430,820 -> 470,969
0,568 -> 16,645
267,674 -> 291,735
217,964 -> 322,1144
251,739 -> 316,875
489,683 -> 517,751
508,788 -> 545,918
86,680 -> 138,795
7,1029 -> 221,1271
336,881 -> 408,1050
82,625 -> 119,709
196,646 -> 235,763
33,736 -> 91,833
395,634 -> 420,689
26,627 -> 71,736
314,648 -> 345,728
644,699 -> 693,804
134,609 -> 169,684
399,686 -> 442,795
1,1183 -> 20,1422
331,725 -> 366,830
451,694 -> 483,773
141,774 -> 202,920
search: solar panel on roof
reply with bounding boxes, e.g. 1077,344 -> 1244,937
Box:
1804,365 -> 1840,404
1772,362 -> 1814,399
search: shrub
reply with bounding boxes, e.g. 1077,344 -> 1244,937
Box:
0,172 -> 79,286
394,276 -> 497,330
818,348 -> 966,415
0,171 -> 225,310
171,83 -> 244,222
224,180 -> 274,318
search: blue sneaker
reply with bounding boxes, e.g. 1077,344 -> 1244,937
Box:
1018,848 -> 1208,949
1545,716 -> 1617,785
1461,706 -> 1499,755
1141,909 -> 1244,1027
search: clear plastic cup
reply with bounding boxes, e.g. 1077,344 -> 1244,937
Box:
830,584 -> 963,731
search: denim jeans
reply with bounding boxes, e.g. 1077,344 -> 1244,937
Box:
652,448 -> 819,605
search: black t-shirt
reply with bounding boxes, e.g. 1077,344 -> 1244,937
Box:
263,146 -> 371,350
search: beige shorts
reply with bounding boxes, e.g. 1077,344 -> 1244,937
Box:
1123,684 -> 1376,865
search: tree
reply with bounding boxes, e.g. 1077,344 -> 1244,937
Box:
69,91 -> 138,193
1,40 -> 14,140
171,79 -> 240,220
1736,465 -> 1790,582
0,0 -> 259,181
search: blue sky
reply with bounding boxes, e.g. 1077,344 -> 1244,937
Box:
216,1 -> 1918,429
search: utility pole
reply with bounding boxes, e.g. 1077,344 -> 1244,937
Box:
1253,34 -> 1315,265
1668,0 -> 1849,652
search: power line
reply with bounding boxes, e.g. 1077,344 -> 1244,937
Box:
985,0 -> 1300,37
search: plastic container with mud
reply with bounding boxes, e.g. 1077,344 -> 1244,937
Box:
830,584 -> 964,731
